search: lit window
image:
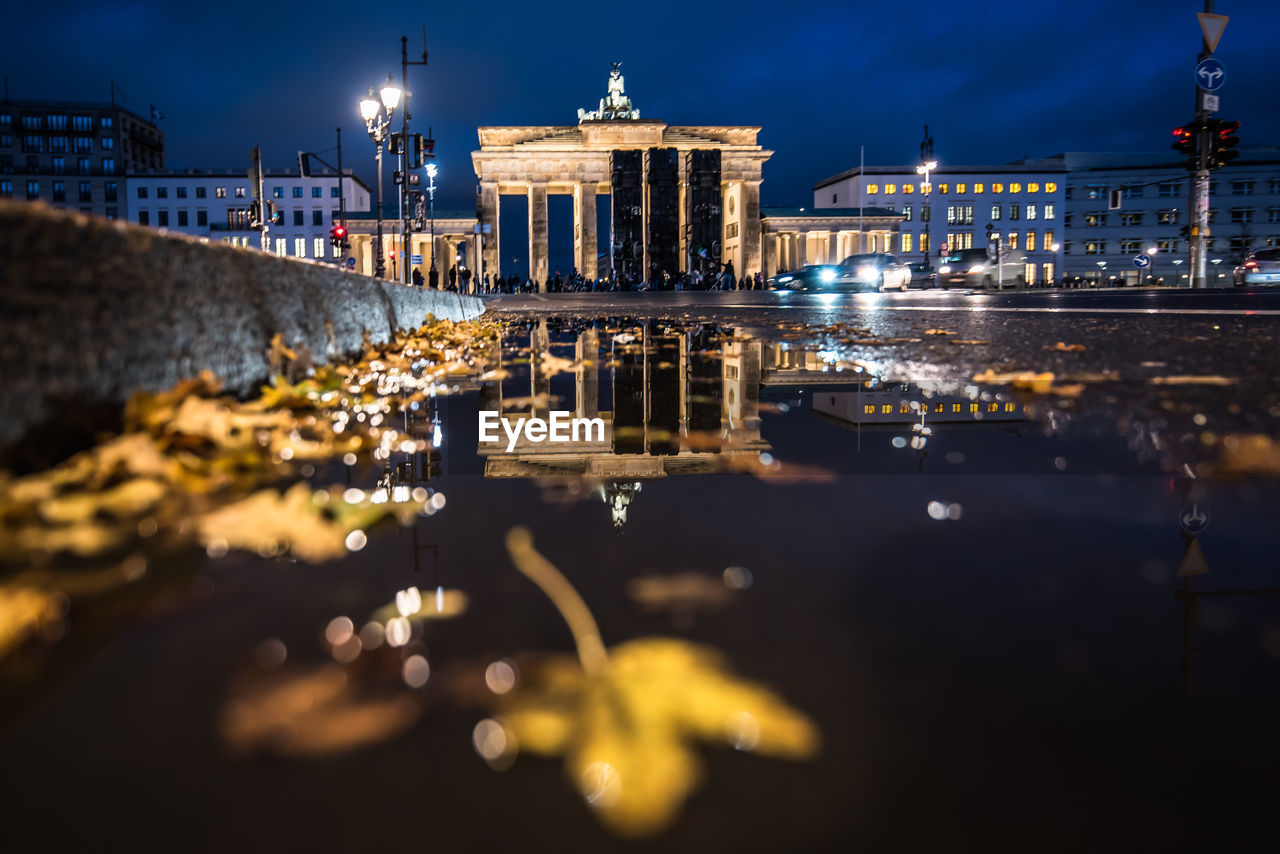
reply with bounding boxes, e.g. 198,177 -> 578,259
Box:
864,404 -> 875,415
973,183 -> 984,194
1027,182 -> 1040,193
215,187 -> 226,198
313,237 -> 325,257
881,404 -> 892,414
1010,182 -> 1022,193
1045,182 -> 1057,193
992,183 -> 1003,193
275,237 -> 286,256
991,204 -> 1002,221
1026,232 -> 1037,251
1027,204 -> 1037,220
938,183 -> 949,194
1042,262 -> 1055,280
1008,233 -> 1019,250
955,183 -> 967,194
866,184 -> 878,195
294,237 -> 306,257
1044,204 -> 1055,220
884,183 -> 896,194
952,403 -> 962,413
900,232 -> 913,253
903,184 -> 914,195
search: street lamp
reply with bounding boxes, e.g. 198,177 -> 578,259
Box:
1147,245 -> 1158,286
359,75 -> 402,279
426,162 -> 438,285
916,159 -> 938,262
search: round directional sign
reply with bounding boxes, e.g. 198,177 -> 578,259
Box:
1180,502 -> 1209,534
1133,254 -> 1151,268
346,257 -> 356,270
1195,58 -> 1226,91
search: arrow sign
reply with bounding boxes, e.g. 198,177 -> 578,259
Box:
1180,502 -> 1209,534
1195,58 -> 1226,92
1197,12 -> 1228,53
1133,254 -> 1151,268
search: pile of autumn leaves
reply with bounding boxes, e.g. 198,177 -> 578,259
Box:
0,316 -> 500,659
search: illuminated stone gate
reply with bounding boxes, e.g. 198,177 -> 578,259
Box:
471,64 -> 773,285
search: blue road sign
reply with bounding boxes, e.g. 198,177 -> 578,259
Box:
1195,58 -> 1226,91
346,257 -> 356,270
1133,254 -> 1151,268
411,254 -> 423,265
1180,502 -> 1210,534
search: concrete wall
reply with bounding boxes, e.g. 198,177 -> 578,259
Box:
0,201 -> 485,447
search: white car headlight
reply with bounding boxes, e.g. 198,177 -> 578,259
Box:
938,265 -> 951,274
856,265 -> 875,280
968,264 -> 985,274
777,275 -> 793,284
819,268 -> 836,284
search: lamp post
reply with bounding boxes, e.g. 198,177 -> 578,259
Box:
916,159 -> 938,263
426,162 -> 437,283
1051,242 -> 1061,287
359,76 -> 402,279
1147,245 -> 1159,286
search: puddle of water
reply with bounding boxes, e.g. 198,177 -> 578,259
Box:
2,317 -> 1278,851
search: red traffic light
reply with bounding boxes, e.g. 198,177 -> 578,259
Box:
332,225 -> 347,239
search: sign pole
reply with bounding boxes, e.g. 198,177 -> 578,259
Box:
1190,0 -> 1221,289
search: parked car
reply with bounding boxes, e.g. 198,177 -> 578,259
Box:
839,254 -> 911,291
937,247 -> 1025,289
1233,247 -> 1280,286
906,262 -> 937,289
767,264 -> 859,291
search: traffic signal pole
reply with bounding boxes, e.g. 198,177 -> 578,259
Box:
1189,0 -> 1214,289
401,31 -> 429,286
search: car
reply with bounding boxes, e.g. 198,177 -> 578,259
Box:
1233,248 -> 1280,286
839,253 -> 911,291
767,264 -> 859,291
906,262 -> 937,289
937,247 -> 1025,289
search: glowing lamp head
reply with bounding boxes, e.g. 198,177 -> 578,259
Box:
379,80 -> 402,112
359,96 -> 380,122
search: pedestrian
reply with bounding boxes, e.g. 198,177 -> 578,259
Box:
412,268 -> 424,287
428,266 -> 439,289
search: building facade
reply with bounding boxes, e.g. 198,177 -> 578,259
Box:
1061,148 -> 1280,285
813,161 -> 1067,285
759,206 -> 905,277
0,99 -> 164,220
125,169 -> 370,263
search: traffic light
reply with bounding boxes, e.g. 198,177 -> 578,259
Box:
410,134 -> 434,168
266,200 -> 281,225
1171,122 -> 1199,157
247,200 -> 261,228
388,132 -> 405,155
330,224 -> 347,250
1206,119 -> 1240,169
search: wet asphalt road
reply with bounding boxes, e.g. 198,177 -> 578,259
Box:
485,286 -> 1280,458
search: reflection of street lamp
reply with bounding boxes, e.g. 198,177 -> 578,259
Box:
426,163 -> 438,278
916,159 -> 938,262
359,76 -> 402,279
1211,258 -> 1223,282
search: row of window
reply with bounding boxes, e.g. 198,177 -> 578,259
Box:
865,181 -> 1058,197
2,180 -> 118,202
12,136 -> 111,154
1071,237 -> 1277,254
136,207 -> 337,229
1070,179 -> 1280,200
1,155 -> 116,175
136,185 -> 339,200
863,401 -> 1021,416
0,114 -> 112,132
1074,207 -> 1280,227
218,236 -> 339,260
896,230 -> 1057,254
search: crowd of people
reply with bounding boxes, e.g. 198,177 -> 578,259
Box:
412,261 -> 767,294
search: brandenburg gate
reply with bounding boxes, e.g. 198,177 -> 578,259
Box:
472,64 -> 773,284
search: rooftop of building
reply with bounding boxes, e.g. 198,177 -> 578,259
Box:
761,205 -> 903,219
0,98 -> 159,127
813,158 -> 1068,190
125,168 -> 371,192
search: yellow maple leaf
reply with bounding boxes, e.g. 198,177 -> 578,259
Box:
491,528 -> 820,837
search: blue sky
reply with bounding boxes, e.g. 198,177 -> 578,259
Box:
8,1 -> 1277,213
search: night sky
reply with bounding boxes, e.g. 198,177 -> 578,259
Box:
9,0 -> 1278,213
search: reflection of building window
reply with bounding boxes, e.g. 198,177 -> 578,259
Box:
1028,182 -> 1040,193
865,184 -> 878,195
1005,402 -> 1016,412
970,403 -> 979,413
899,401 -> 912,414
955,183 -> 967,194
1010,182 -> 1022,193
903,184 -> 914,195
